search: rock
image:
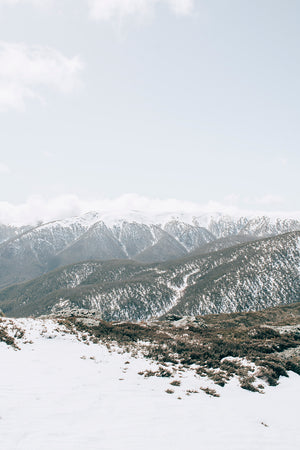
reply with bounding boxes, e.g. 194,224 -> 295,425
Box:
164,314 -> 183,322
172,316 -> 207,329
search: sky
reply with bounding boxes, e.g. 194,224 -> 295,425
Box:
0,0 -> 299,223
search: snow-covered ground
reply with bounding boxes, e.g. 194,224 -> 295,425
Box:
0,318 -> 299,450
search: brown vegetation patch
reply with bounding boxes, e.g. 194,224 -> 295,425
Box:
200,387 -> 220,397
59,302 -> 300,391
170,380 -> 181,386
0,319 -> 25,349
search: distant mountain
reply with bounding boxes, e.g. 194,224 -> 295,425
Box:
54,221 -> 128,267
239,216 -> 300,237
190,235 -> 256,256
0,212 -> 299,288
1,231 -> 298,319
0,217 -> 94,287
0,224 -> 31,244
204,215 -> 249,238
198,215 -> 300,239
163,220 -> 215,251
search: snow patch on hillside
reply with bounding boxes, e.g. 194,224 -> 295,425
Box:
167,267 -> 199,311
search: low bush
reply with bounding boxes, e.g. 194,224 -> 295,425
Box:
170,380 -> 181,386
200,387 -> 220,397
60,303 -> 300,391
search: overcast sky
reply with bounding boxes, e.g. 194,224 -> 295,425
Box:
0,0 -> 299,222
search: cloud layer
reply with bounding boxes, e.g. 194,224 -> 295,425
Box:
0,42 -> 83,110
0,194 -> 299,226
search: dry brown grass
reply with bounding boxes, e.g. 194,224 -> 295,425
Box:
59,302 -> 300,390
0,319 -> 22,349
200,387 -> 220,397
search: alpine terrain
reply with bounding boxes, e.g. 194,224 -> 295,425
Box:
0,211 -> 299,319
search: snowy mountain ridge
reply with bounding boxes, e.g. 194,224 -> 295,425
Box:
2,210 -> 300,238
0,212 -> 299,289
1,231 -> 299,319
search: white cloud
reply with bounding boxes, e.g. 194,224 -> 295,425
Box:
87,0 -> 194,20
223,194 -> 285,209
0,194 -> 299,226
256,194 -> 284,206
0,42 -> 83,111
242,194 -> 284,207
0,162 -> 10,174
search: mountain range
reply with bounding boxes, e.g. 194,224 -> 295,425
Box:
0,211 -> 298,319
0,211 -> 299,289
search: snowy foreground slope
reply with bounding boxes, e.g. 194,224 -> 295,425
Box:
0,318 -> 299,450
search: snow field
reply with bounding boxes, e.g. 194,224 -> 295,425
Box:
0,318 -> 299,450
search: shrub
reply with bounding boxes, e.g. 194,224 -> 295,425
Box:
240,380 -> 259,392
200,387 -> 220,397
165,389 -> 174,394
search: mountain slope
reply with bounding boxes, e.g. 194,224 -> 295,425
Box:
163,220 -> 215,251
0,212 -> 299,289
0,217 -> 95,287
1,232 -> 299,319
0,224 -> 30,244
170,232 -> 300,316
134,230 -> 188,263
53,221 -> 128,266
239,216 -> 300,237
190,235 -> 257,256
